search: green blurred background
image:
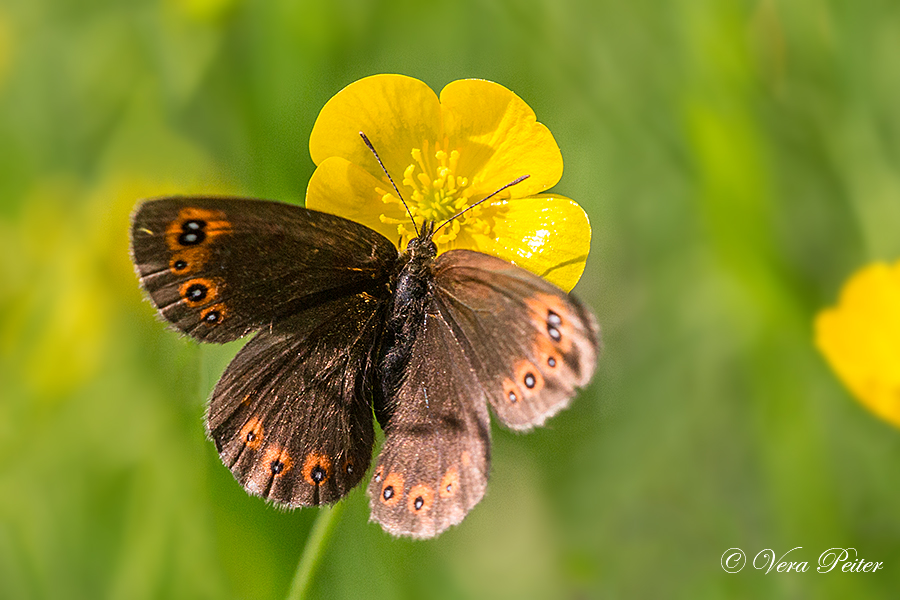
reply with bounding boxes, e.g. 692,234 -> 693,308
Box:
2,0 -> 900,598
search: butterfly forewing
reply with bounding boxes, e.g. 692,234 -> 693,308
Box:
208,292 -> 386,506
433,250 -> 600,431
130,197 -> 398,343
368,300 -> 491,539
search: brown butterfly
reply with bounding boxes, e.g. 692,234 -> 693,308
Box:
130,184 -> 599,538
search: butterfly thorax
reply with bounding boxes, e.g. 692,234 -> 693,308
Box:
394,225 -> 437,302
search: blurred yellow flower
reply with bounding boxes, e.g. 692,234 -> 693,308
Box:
306,74 -> 591,291
815,260 -> 900,428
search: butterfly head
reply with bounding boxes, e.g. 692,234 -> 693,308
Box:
404,220 -> 438,261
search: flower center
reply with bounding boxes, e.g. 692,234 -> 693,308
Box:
377,140 -> 493,249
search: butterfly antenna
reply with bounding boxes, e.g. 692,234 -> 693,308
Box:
360,132 -> 419,237
433,174 -> 530,236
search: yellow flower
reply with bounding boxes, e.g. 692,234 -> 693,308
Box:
815,260 -> 900,428
306,74 -> 591,291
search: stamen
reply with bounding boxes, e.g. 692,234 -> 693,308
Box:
449,150 -> 460,174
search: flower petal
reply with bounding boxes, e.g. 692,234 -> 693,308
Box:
306,156 -> 408,244
815,261 -> 900,428
309,74 -> 442,183
440,79 -> 563,198
471,194 -> 590,292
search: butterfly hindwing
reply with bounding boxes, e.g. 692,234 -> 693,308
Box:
368,300 -> 491,539
208,292 -> 386,506
433,249 -> 600,430
130,196 -> 398,343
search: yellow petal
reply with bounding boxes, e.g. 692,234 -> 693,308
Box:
815,261 -> 900,427
472,194 -> 590,292
440,79 -> 563,198
309,74 -> 442,184
306,156 -> 408,245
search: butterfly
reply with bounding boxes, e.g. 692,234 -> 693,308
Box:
130,189 -> 599,538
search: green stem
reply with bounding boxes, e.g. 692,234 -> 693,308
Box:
285,503 -> 345,600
